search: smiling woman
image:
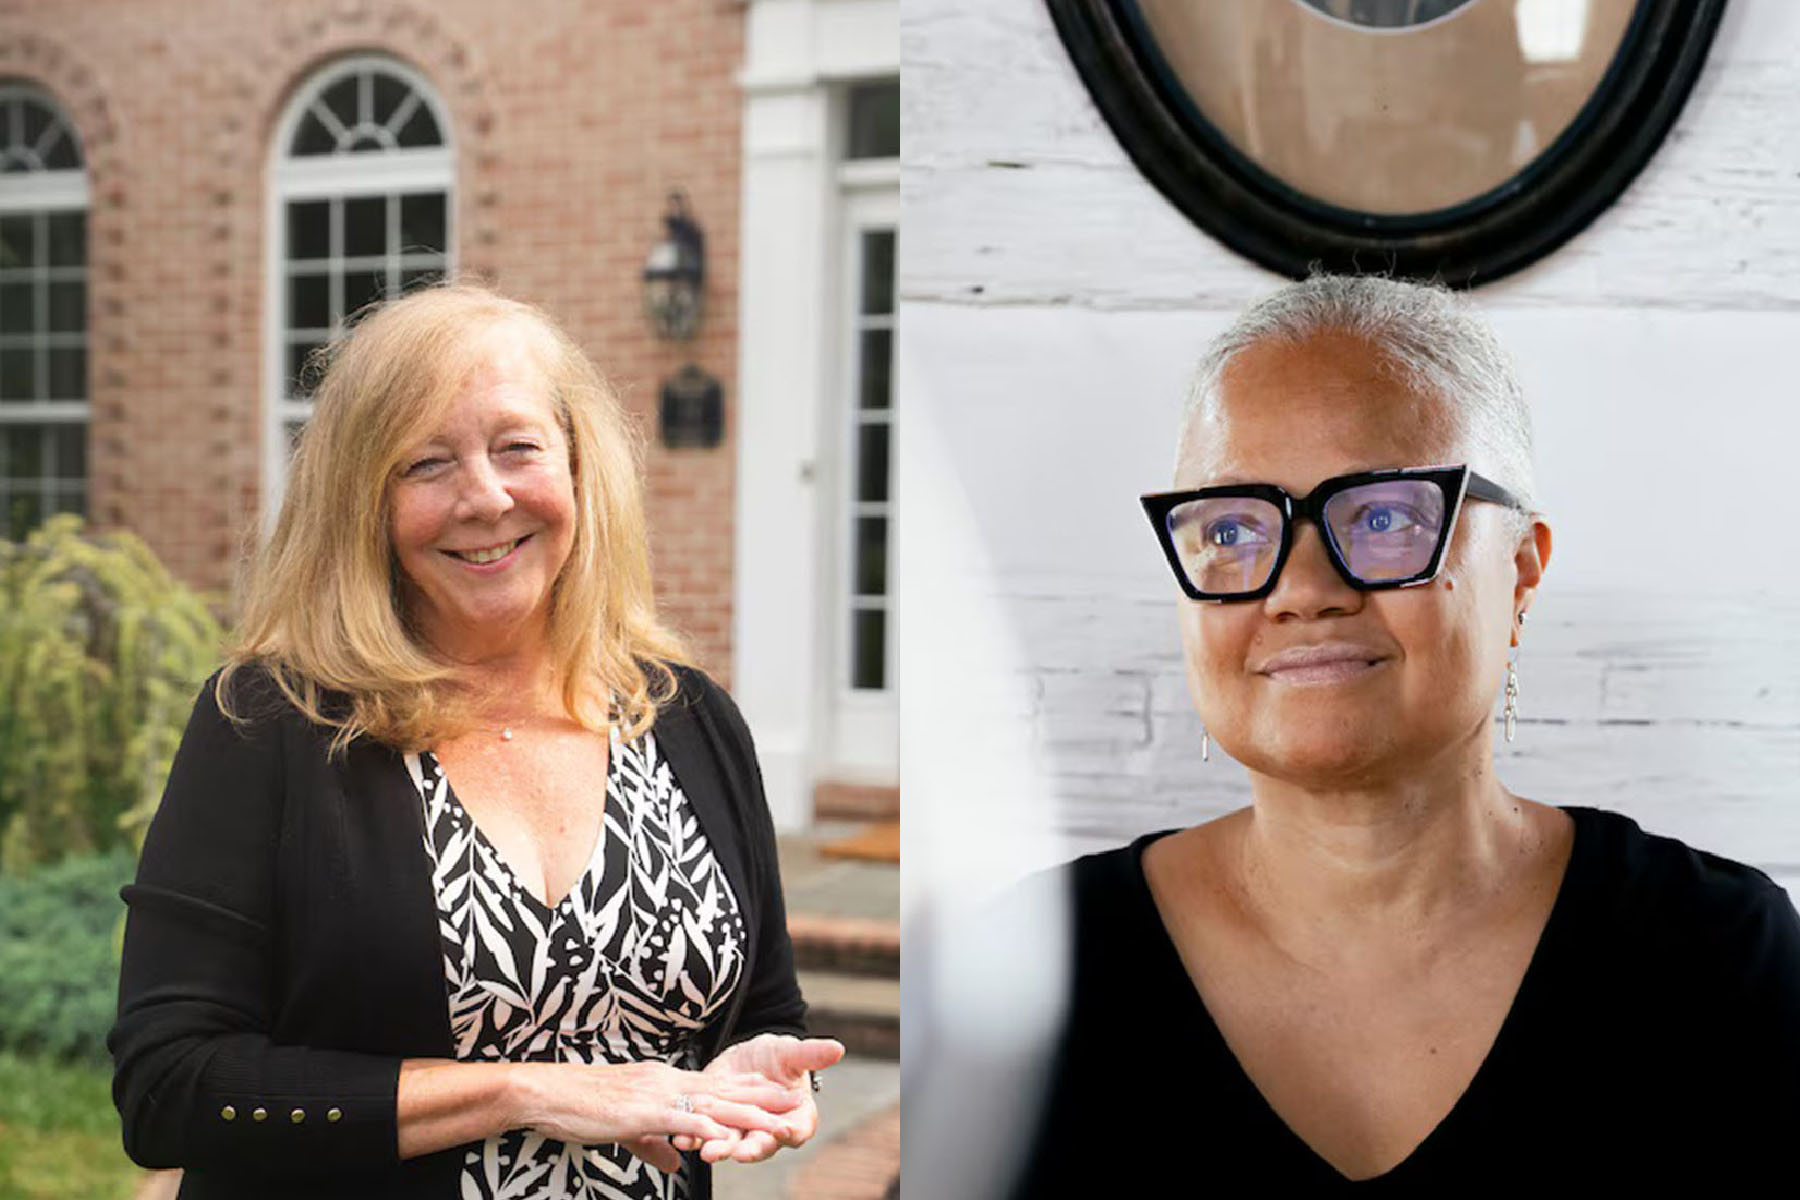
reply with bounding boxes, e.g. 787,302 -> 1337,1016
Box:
229,284 -> 672,750
1010,275 -> 1800,1194
107,282 -> 843,1200
385,326 -> 580,670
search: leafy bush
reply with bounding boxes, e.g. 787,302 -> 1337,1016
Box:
0,848 -> 136,1064
0,514 -> 222,871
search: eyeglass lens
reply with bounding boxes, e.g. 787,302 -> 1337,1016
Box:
1166,479 -> 1447,595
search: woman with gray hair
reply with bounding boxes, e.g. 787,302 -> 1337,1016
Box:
1014,274 -> 1800,1191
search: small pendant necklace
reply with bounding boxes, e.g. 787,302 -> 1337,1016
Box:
480,716 -> 523,742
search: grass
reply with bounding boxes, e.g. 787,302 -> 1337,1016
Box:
0,1050 -> 142,1200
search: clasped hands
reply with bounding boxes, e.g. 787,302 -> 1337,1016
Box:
619,1034 -> 846,1174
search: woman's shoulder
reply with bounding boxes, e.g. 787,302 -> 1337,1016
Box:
1059,831 -> 1169,896
185,659 -> 283,729
655,660 -> 751,740
1559,807 -> 1800,1130
1003,831 -> 1182,955
1566,805 -> 1790,912
1563,805 -> 1800,974
195,659 -> 354,744
205,658 -> 285,709
661,659 -> 723,705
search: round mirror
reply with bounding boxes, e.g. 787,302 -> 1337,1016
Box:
1048,0 -> 1727,284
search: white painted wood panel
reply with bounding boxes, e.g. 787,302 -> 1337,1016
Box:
904,0 -> 1800,313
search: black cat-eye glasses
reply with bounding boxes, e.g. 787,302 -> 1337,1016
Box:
1141,464 -> 1527,603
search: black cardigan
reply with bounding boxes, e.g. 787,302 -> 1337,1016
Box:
108,661 -> 807,1199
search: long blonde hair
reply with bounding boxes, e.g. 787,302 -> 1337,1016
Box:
220,280 -> 690,754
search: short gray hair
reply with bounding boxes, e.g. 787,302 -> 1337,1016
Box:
1181,274 -> 1537,531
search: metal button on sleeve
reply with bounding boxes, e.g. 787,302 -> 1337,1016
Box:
327,1107 -> 343,1122
291,1108 -> 306,1123
252,1107 -> 268,1122
220,1105 -> 237,1121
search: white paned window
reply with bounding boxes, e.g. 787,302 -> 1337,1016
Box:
847,225 -> 894,691
844,79 -> 899,162
265,56 -> 453,520
826,75 -> 898,776
827,71 -> 899,778
0,84 -> 88,540
837,78 -> 899,702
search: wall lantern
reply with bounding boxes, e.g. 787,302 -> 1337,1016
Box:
642,190 -> 706,340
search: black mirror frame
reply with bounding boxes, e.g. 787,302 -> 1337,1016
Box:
1046,0 -> 1728,287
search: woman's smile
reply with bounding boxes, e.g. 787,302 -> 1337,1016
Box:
1254,641 -> 1393,686
1260,657 -> 1389,686
442,533 -> 534,570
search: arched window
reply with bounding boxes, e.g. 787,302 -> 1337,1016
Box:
0,83 -> 87,540
265,55 -> 453,518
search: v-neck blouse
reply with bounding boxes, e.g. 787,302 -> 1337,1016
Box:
404,725 -> 747,1200
1013,805 -> 1800,1194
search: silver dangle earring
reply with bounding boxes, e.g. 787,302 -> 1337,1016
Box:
1503,653 -> 1520,742
1504,613 -> 1524,743
1201,726 -> 1210,763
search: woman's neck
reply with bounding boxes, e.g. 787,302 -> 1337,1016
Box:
1231,726 -> 1552,968
423,624 -> 564,721
463,658 -> 563,720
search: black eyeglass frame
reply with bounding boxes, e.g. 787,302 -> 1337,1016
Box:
1140,464 -> 1527,603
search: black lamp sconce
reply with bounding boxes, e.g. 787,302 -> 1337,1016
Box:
642,190 -> 706,341
644,191 -> 722,449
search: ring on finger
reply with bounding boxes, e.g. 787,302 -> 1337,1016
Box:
672,1094 -> 695,1113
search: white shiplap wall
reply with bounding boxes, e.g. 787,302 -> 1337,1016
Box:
898,0 -> 1800,914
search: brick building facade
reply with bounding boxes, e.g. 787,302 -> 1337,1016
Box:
0,0 -> 745,675
2,0 -> 898,828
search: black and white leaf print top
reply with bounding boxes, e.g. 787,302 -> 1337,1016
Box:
405,722 -> 747,1200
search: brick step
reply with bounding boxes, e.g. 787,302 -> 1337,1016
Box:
788,914 -> 900,977
813,781 -> 899,822
818,820 -> 898,865
798,969 -> 900,1061
786,1102 -> 900,1200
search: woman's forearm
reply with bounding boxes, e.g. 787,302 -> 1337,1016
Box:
396,1057 -> 526,1160
396,1055 -> 795,1160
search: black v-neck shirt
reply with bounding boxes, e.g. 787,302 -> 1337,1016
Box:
1013,806 -> 1800,1194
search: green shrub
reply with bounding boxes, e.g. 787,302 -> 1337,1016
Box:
0,514 -> 223,871
0,848 -> 136,1064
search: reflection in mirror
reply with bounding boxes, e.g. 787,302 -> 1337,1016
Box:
1134,0 -> 1634,214
1295,0 -> 1478,28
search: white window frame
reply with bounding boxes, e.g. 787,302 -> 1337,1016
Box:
0,83 -> 90,532
262,54 -> 455,530
825,115 -> 899,778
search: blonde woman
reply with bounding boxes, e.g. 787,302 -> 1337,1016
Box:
108,283 -> 842,1200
